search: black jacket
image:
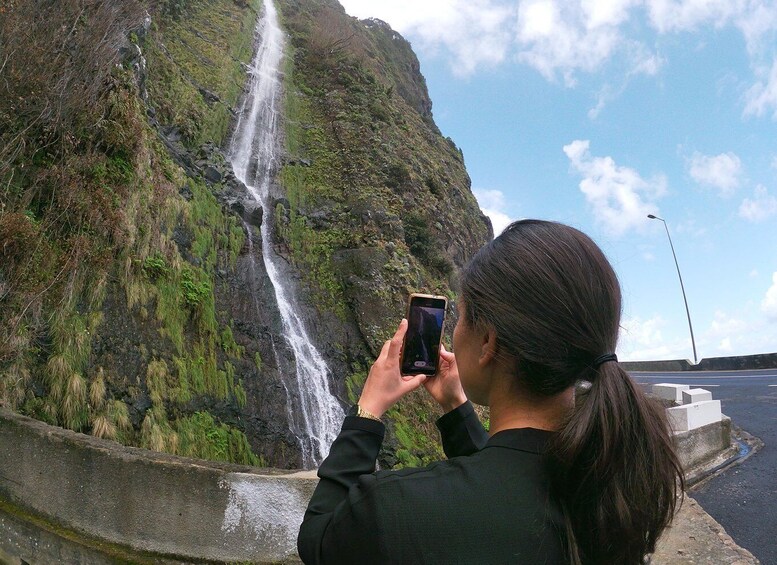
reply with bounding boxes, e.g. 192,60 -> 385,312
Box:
298,402 -> 567,564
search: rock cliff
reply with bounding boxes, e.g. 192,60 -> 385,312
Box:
0,0 -> 491,468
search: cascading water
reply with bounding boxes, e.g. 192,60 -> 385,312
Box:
229,0 -> 343,468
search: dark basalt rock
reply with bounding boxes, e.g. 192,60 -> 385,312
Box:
248,205 -> 264,228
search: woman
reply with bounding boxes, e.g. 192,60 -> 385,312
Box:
298,220 -> 684,564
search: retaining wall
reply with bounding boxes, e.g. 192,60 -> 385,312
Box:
0,395 -> 735,564
673,416 -> 732,471
623,351 -> 777,372
0,408 -> 317,564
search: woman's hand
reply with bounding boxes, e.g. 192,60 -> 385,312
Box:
423,344 -> 467,413
358,319 -> 427,418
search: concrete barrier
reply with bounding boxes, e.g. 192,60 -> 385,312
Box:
682,388 -> 713,404
672,416 -> 732,472
0,408 -> 317,564
652,383 -> 690,403
667,400 -> 722,433
623,351 -> 777,372
0,384 -> 736,564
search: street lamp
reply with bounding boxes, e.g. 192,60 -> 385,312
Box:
647,214 -> 698,364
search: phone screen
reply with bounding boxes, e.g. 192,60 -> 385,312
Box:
401,295 -> 447,375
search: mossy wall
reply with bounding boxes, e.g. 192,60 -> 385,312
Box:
0,0 -> 265,466
1,0 -> 492,469
274,0 -> 492,466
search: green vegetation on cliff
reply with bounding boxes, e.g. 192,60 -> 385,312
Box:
0,0 -> 262,465
1,0 -> 491,469
275,0 -> 491,466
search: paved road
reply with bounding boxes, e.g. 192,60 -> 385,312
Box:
632,369 -> 777,564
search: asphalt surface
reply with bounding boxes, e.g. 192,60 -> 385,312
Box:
633,369 -> 777,564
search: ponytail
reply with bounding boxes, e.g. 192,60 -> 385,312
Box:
460,219 -> 685,564
546,363 -> 684,564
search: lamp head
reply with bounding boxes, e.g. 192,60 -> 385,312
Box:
647,214 -> 657,219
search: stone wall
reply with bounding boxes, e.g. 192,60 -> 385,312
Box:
0,408 -> 317,564
624,352 -> 777,372
0,392 -> 736,564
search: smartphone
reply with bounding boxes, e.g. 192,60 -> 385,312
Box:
400,293 -> 448,376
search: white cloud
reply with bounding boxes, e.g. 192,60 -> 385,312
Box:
515,0 -> 634,85
563,140 -> 666,236
645,0 -> 742,34
620,306 -> 777,360
699,310 -> 763,359
739,185 -> 777,222
687,151 -> 742,196
629,52 -> 665,76
588,51 -> 665,118
675,217 -> 708,237
763,272 -> 777,320
620,314 -> 665,347
341,0 -> 777,114
707,309 -> 748,338
744,57 -> 777,119
617,315 -> 693,361
340,0 -> 514,76
473,189 -> 517,237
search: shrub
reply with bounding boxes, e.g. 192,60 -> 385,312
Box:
143,255 -> 169,280
180,267 -> 211,307
402,212 -> 431,261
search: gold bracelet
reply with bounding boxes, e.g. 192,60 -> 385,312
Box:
357,404 -> 382,422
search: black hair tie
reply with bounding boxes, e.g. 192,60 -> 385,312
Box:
592,353 -> 618,368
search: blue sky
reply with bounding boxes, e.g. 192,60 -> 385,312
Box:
338,0 -> 777,362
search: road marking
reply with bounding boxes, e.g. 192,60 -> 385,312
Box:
639,383 -> 719,387
769,385 -> 777,387
636,374 -> 777,379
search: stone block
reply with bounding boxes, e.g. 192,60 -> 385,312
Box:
682,388 -> 713,404
652,383 -> 691,403
667,400 -> 722,432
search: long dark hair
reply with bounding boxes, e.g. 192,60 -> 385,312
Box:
460,219 -> 683,564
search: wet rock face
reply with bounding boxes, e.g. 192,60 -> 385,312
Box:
72,0 -> 490,469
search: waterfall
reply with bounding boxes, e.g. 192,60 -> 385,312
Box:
229,0 -> 343,468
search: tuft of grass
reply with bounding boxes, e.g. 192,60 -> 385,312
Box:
220,324 -> 244,358
90,369 -> 107,410
175,411 -> 261,466
234,379 -> 247,408
61,373 -> 88,431
109,400 -> 132,434
91,414 -> 117,440
344,367 -> 367,404
146,359 -> 170,405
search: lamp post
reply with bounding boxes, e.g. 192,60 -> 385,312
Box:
648,214 -> 698,364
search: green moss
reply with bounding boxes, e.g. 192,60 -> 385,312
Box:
387,402 -> 445,469
176,411 -> 261,466
144,0 -> 261,147
180,266 -> 211,307
171,357 -> 193,404
220,324 -> 244,358
344,367 -> 367,404
234,379 -> 247,408
3,0 -> 268,469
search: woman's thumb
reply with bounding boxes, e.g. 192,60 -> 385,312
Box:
439,344 -> 455,362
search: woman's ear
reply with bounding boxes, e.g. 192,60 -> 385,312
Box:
478,327 -> 498,367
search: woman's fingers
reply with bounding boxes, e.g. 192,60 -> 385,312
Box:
378,338 -> 392,360
401,374 -> 427,391
439,344 -> 455,363
387,318 -> 407,359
